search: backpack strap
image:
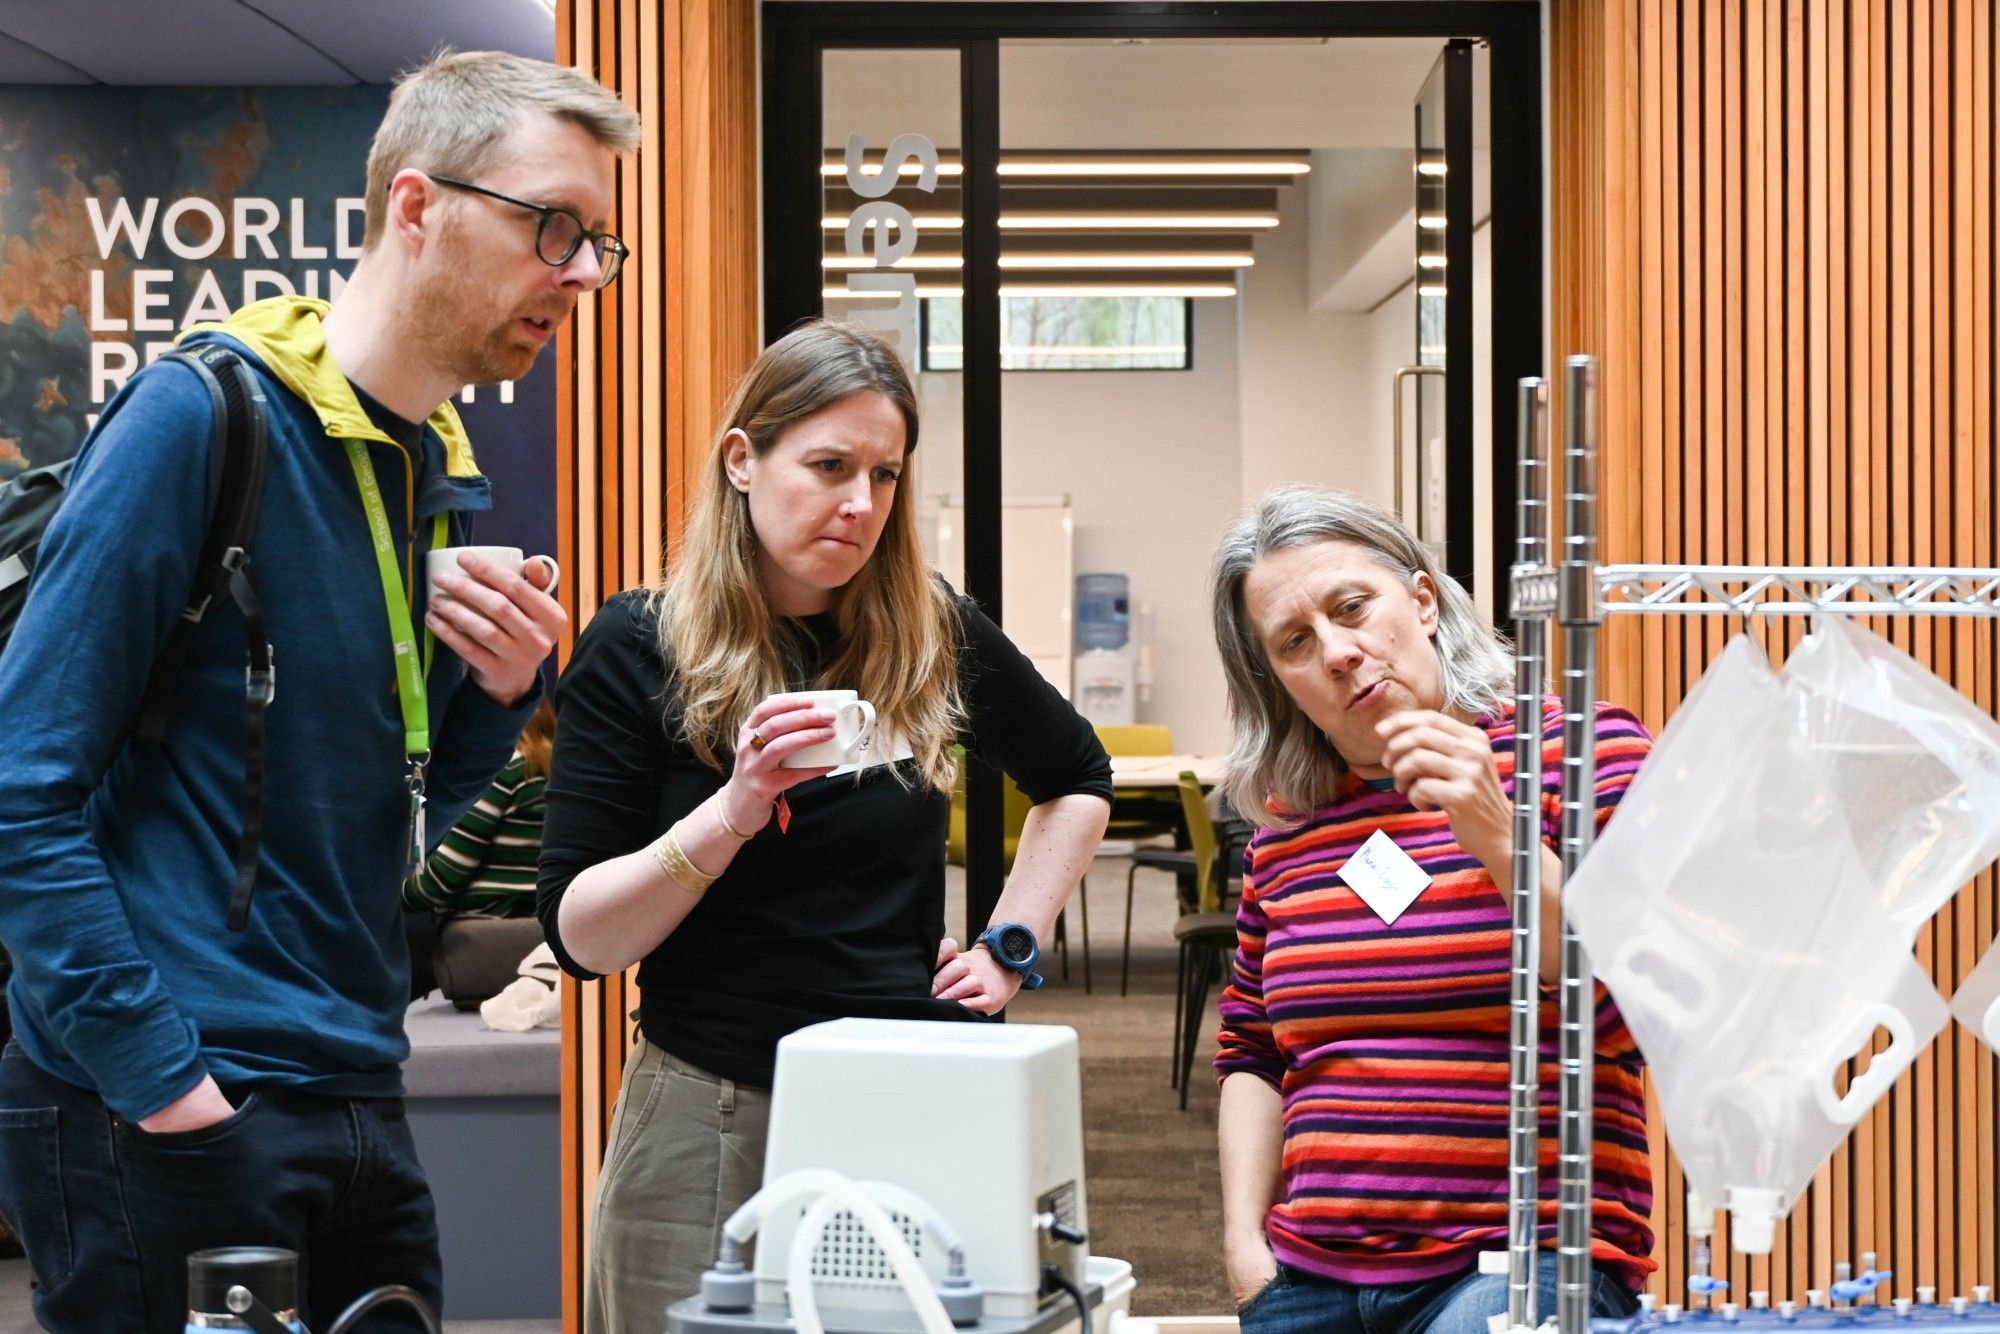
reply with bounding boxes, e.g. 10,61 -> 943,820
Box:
133,346 -> 272,931
0,459 -> 75,600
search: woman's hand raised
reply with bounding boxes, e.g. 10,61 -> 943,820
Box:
715,693 -> 840,837
1375,709 -> 1513,874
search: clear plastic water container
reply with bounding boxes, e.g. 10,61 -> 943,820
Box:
1565,620 -> 1999,1256
1075,573 -> 1130,651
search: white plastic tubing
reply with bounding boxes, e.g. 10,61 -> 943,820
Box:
721,1167 -> 957,1334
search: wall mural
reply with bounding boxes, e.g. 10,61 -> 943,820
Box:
0,85 -> 555,558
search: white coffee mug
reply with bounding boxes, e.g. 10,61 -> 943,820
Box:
425,545 -> 561,605
776,689 -> 879,769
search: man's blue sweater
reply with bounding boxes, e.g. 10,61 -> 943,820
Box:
0,297 -> 535,1121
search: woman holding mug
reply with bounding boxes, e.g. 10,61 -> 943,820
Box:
538,320 -> 1112,1330
1208,486 -> 1654,1334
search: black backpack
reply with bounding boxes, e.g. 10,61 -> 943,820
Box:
0,345 -> 274,930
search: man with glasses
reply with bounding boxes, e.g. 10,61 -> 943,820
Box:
0,51 -> 638,1331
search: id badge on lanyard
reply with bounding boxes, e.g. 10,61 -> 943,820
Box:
344,439 -> 448,870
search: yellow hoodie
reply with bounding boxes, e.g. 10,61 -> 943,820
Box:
182,295 -> 482,478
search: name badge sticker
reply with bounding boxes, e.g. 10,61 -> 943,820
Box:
1336,829 -> 1434,925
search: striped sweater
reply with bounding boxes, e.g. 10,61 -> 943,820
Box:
1215,700 -> 1656,1290
401,753 -> 546,918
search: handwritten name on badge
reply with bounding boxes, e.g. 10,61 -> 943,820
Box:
1336,829 -> 1433,925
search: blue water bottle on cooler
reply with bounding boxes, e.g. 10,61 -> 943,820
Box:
1075,572 -> 1130,650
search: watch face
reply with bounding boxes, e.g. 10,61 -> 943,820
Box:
995,926 -> 1035,965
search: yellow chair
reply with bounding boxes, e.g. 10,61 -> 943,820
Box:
1098,723 -> 1196,995
946,758 -> 1091,989
1096,725 -> 1177,835
1094,723 -> 1172,757
1160,771 -> 1238,1109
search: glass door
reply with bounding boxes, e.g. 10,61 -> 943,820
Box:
1409,40 -> 1477,595
816,49 -> 963,372
763,38 -> 1010,937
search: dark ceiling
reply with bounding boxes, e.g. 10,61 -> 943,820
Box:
0,0 -> 554,84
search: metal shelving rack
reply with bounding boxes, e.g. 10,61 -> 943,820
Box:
1502,356 -> 2000,1333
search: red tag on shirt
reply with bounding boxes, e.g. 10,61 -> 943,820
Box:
775,794 -> 792,834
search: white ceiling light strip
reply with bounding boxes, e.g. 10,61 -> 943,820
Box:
1000,253 -> 1253,269
819,253 -> 1255,271
823,283 -> 1239,299
821,162 -> 968,178
1001,213 -> 1278,230
819,214 -> 1275,231
996,158 -> 1308,177
821,156 -> 1308,179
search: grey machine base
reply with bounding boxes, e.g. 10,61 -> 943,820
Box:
667,1276 -> 1110,1334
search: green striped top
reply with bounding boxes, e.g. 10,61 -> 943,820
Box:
402,754 -> 546,918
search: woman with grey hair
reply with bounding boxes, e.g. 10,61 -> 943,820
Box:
1208,485 -> 1655,1334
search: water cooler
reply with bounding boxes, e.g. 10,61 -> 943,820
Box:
1071,573 -> 1134,728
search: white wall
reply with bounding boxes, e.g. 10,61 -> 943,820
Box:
914,298 -> 1243,756
1237,184 -> 1497,617
908,208 -> 1494,753
1238,183 -> 1390,509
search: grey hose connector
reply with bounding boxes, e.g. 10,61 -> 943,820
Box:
935,1240 -> 984,1325
700,1236 -> 756,1313
935,1260 -> 985,1328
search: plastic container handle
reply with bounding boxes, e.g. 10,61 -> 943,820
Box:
1981,995 -> 2000,1054
1811,1002 -> 1917,1126
1607,939 -> 1717,1032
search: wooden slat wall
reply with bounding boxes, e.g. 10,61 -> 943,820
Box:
552,0 -> 759,1326
1555,0 -> 2000,1303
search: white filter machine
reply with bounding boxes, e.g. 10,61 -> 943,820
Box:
755,1018 -> 1088,1320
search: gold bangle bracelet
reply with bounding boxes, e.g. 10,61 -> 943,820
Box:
712,796 -> 753,841
653,827 -> 718,896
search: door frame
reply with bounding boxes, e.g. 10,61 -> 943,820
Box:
763,1 -> 1543,935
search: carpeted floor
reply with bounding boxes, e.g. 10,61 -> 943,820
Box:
956,857 -> 1235,1319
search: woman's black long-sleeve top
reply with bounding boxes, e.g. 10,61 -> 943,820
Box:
537,587 -> 1114,1088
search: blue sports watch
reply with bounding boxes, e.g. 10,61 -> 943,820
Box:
974,923 -> 1044,991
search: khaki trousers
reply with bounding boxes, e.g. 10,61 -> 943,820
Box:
585,1037 -> 772,1334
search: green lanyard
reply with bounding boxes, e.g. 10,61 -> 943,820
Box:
344,439 -> 449,866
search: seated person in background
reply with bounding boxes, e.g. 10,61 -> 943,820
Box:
406,696 -> 557,920
405,697 -> 556,1002
1206,484 -> 1654,1334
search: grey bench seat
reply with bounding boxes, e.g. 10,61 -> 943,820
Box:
402,996 -> 562,1320
403,995 -> 560,1098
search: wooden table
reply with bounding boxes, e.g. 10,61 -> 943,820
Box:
1104,755 -> 1228,860
1107,754 -> 1228,791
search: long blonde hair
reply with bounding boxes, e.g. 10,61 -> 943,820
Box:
654,321 -> 964,791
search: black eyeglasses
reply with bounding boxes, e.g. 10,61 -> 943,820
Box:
425,174 -> 628,288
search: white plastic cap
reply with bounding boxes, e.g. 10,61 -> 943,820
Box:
1726,1187 -> 1784,1254
1686,1186 -> 1718,1236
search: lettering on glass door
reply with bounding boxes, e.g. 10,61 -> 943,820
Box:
838,133 -> 938,359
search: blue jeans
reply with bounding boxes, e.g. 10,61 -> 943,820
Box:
1238,1252 -> 1639,1334
0,1041 -> 441,1332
